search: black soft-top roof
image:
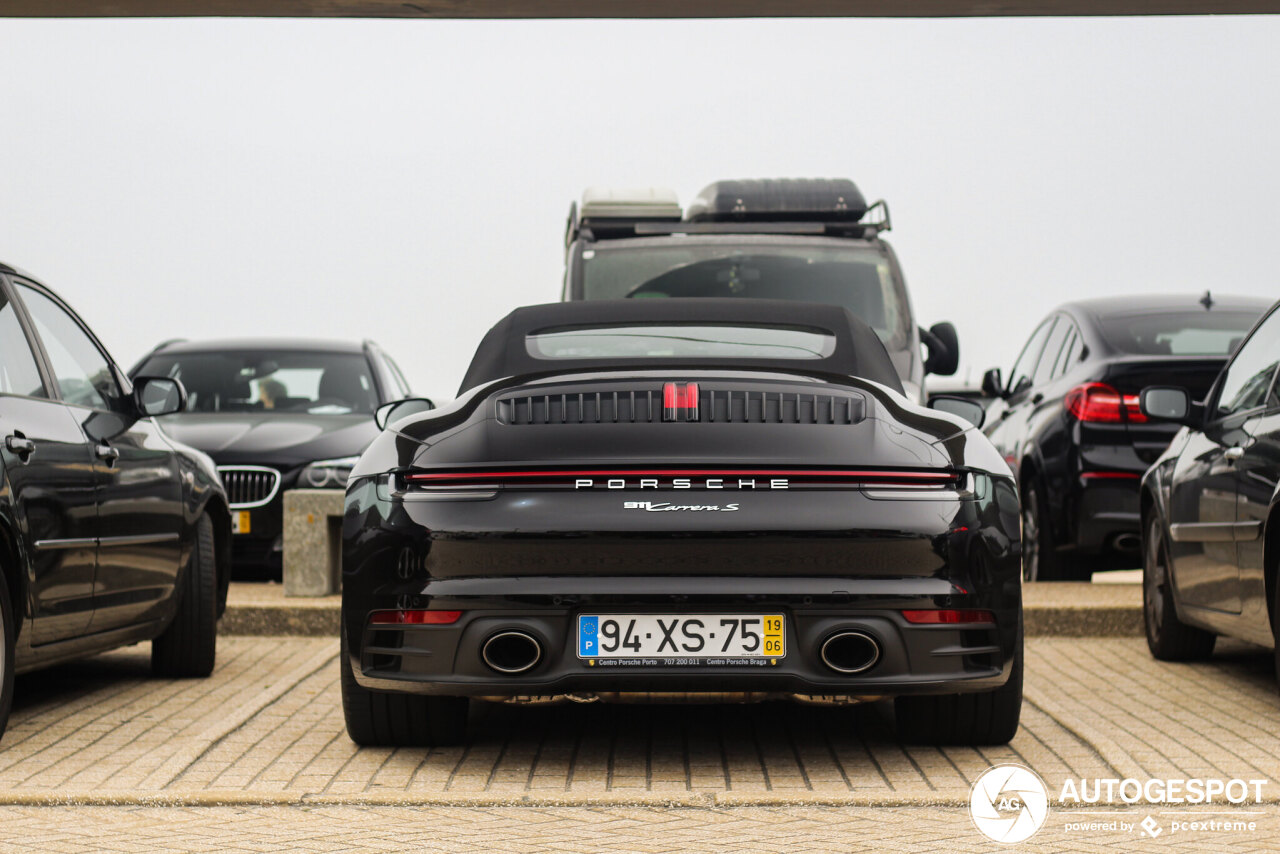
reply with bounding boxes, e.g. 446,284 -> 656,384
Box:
459,299 -> 904,395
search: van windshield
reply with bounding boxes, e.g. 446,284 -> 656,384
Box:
577,237 -> 909,349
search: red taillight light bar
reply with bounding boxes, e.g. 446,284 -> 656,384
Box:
1064,382 -> 1147,424
403,468 -> 961,487
901,609 -> 995,625
370,610 -> 462,625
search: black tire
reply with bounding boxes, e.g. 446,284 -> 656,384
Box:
341,631 -> 468,747
0,574 -> 14,742
152,513 -> 218,678
1021,477 -> 1067,581
894,628 -> 1023,746
1143,513 -> 1215,661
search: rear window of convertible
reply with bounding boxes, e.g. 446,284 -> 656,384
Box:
525,324 -> 837,361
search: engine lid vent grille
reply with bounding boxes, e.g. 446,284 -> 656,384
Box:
497,389 -> 865,426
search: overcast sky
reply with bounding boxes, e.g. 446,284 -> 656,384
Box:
1,16 -> 1277,401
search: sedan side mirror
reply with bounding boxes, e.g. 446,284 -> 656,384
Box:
981,368 -> 1004,398
929,395 -> 987,429
134,376 -> 187,417
375,397 -> 436,430
1139,386 -> 1202,427
921,322 -> 960,376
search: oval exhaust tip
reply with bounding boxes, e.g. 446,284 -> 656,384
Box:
820,631 -> 881,674
482,631 -> 543,674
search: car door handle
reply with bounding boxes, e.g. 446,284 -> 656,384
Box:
1031,393 -> 1044,404
5,434 -> 35,459
95,444 -> 120,464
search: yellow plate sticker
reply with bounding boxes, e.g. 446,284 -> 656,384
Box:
762,615 -> 785,656
232,510 -> 251,535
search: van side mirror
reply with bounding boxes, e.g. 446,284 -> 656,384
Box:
375,397 -> 435,430
921,322 -> 960,376
981,368 -> 1004,398
134,376 -> 187,417
929,395 -> 986,429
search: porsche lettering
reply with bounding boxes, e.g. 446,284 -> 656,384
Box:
574,478 -> 788,490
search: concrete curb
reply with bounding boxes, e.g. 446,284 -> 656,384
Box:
218,581 -> 1145,638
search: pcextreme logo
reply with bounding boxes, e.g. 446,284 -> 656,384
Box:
969,764 -> 1050,844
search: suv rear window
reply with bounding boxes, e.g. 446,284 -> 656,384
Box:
578,238 -> 908,348
527,324 -> 836,361
1098,312 -> 1261,356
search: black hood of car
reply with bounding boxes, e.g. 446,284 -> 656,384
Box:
154,412 -> 379,468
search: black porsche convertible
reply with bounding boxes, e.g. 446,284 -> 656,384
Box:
340,299 -> 1024,746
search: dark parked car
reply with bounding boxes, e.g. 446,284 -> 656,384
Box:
341,299 -> 1022,748
982,294 -> 1271,580
561,179 -> 960,402
0,263 -> 229,739
131,338 -> 426,578
1138,299 -> 1280,678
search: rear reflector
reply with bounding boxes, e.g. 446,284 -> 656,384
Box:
1079,471 -> 1141,481
901,609 -> 995,624
370,610 -> 462,625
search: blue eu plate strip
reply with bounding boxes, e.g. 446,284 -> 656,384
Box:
578,615 -> 599,657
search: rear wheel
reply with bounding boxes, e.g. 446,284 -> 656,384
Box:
152,513 -> 218,677
894,628 -> 1023,746
1143,513 -> 1215,661
0,574 -> 13,742
1021,478 -> 1067,581
341,631 -> 468,747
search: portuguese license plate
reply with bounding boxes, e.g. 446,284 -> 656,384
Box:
578,614 -> 785,660
231,510 -> 251,535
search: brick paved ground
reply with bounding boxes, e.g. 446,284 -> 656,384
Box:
1,636 -> 1277,850
0,804 -> 1275,853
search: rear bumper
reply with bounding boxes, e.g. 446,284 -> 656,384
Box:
342,473 -> 1023,699
345,582 -> 1020,698
1072,476 -> 1142,554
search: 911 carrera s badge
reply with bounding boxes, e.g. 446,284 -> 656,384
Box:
624,501 -> 739,512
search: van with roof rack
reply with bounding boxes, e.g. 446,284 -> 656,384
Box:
561,178 -> 959,403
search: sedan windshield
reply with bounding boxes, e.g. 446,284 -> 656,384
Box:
137,351 -> 377,415
578,238 -> 909,348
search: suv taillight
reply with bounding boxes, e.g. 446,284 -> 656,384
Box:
1064,382 -> 1147,424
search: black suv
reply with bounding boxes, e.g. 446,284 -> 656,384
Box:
560,179 -> 959,402
1,263 -> 229,739
983,294 -> 1270,579
131,338 -> 427,578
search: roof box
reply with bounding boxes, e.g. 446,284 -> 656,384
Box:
685,178 -> 868,224
580,187 -> 682,221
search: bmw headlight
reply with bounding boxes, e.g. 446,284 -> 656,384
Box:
300,456 -> 361,488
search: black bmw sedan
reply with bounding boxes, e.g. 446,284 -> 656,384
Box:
1,263 -> 229,740
982,294 -> 1270,580
341,299 -> 1023,747
1138,298 -> 1280,677
132,338 -> 423,578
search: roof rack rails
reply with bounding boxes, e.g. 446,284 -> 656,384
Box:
574,204 -> 891,243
